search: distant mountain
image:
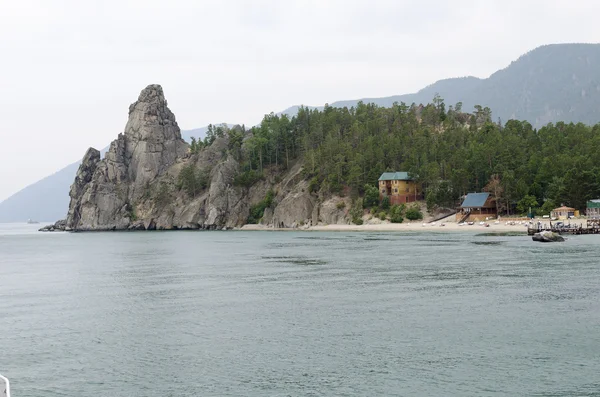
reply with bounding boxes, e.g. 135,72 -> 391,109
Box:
280,43 -> 600,127
0,128 -> 216,223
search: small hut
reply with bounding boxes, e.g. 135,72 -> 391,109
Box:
551,206 -> 579,220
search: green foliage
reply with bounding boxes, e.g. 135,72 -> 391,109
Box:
203,123 -> 228,147
380,196 -> 390,210
125,203 -> 137,221
189,137 -> 202,154
224,92 -> 600,214
516,194 -> 539,215
378,211 -> 387,221
350,199 -> 364,225
177,165 -> 208,198
389,204 -> 405,223
336,201 -> 346,210
539,199 -> 557,216
405,205 -> 423,221
308,176 -> 321,194
247,189 -> 275,224
155,182 -> 171,207
233,170 -> 264,188
363,184 -> 380,208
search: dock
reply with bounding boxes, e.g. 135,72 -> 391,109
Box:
527,219 -> 600,236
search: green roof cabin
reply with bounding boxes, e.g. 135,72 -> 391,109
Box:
378,172 -> 422,205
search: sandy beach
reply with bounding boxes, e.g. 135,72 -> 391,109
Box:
241,221 -> 534,233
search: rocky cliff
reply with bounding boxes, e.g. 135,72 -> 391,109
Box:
66,85 -> 352,231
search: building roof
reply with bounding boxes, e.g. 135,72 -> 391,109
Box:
588,199 -> 600,208
378,172 -> 414,181
460,192 -> 490,208
553,206 -> 576,211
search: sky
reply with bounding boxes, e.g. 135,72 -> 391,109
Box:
0,0 -> 598,201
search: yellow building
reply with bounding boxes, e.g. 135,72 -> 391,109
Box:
551,206 -> 579,220
378,172 -> 422,205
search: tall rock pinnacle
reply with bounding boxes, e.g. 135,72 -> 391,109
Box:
66,85 -> 187,230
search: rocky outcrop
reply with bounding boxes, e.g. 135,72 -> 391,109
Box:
318,197 -> 350,225
272,180 -> 316,228
63,84 -> 351,231
39,219 -> 67,232
66,85 -> 187,230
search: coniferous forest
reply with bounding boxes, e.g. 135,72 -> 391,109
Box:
197,97 -> 600,216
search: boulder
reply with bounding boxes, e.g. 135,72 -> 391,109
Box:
39,219 -> 67,232
532,231 -> 565,242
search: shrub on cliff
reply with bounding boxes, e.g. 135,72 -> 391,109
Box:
234,170 -> 264,188
247,189 -> 275,224
177,165 -> 208,198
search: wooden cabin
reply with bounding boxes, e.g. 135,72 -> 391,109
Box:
378,172 -> 422,205
456,192 -> 497,222
551,206 -> 579,220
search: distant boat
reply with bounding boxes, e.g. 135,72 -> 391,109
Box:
27,219 -> 39,224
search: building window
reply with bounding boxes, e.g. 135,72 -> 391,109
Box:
381,189 -> 386,194
394,188 -> 398,193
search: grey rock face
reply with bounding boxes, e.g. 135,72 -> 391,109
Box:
66,85 -> 187,230
272,180 -> 315,228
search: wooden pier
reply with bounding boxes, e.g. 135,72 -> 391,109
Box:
527,219 -> 600,236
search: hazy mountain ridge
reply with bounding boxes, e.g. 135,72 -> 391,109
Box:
2,43 -> 599,223
281,43 -> 600,126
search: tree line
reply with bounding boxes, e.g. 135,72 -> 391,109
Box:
194,97 -> 600,215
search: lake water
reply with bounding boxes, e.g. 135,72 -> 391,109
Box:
1,223 -> 599,396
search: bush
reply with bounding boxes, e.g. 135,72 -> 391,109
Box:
234,170 -> 264,188
405,205 -> 423,221
155,182 -> 171,207
380,196 -> 390,210
363,184 -> 380,208
177,165 -> 208,197
389,204 -> 404,223
247,189 -> 275,224
350,199 -> 364,225
378,211 -> 387,220
308,176 -> 321,193
336,201 -> 346,210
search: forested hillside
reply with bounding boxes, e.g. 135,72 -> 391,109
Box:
234,99 -> 600,215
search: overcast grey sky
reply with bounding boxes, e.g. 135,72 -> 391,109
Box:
0,0 -> 598,201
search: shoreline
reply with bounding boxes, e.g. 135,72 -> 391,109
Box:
241,221 -> 532,233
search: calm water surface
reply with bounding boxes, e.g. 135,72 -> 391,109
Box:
1,224 -> 599,396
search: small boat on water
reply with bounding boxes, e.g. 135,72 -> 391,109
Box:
1,373 -> 10,397
26,219 -> 39,224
